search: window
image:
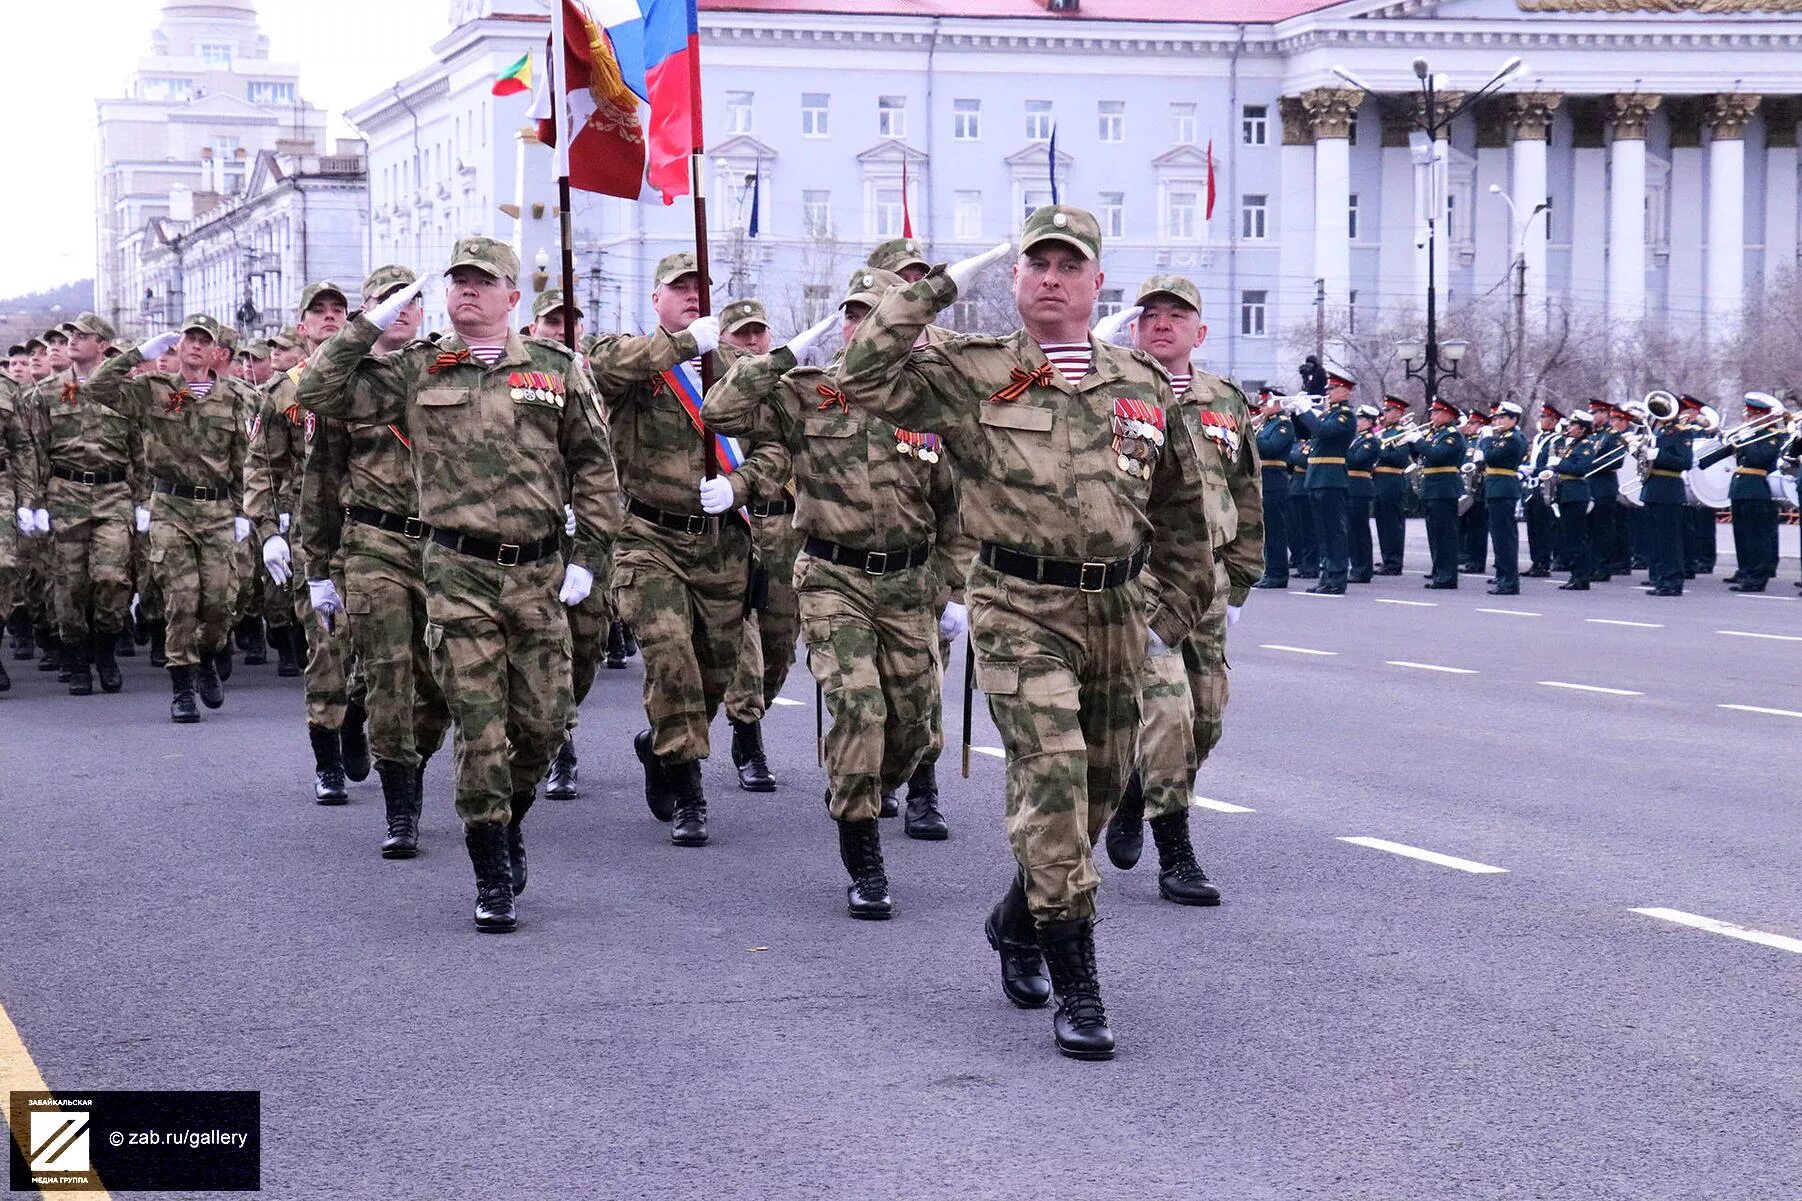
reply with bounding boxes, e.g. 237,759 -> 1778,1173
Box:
951,300 -> 978,329
1240,290 -> 1268,338
1098,288 -> 1125,320
1348,194 -> 1360,240
1025,100 -> 1054,143
1100,192 -> 1125,239
1347,116 -> 1358,146
1348,290 -> 1359,335
248,81 -> 295,106
1241,194 -> 1268,240
803,190 -> 831,238
874,187 -> 905,238
1242,104 -> 1268,146
1022,187 -> 1053,225
954,190 -> 982,240
198,42 -> 234,67
1166,189 -> 1200,241
144,77 -> 194,101
1098,101 -> 1124,144
803,284 -> 831,325
1545,194 -> 1554,241
878,96 -> 906,139
801,93 -> 829,138
1170,102 -> 1198,145
726,91 -> 753,135
1446,193 -> 1457,243
954,99 -> 981,141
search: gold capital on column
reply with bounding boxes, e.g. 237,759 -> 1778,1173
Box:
1707,93 -> 1761,139
1299,87 -> 1363,140
1607,93 -> 1663,140
1506,92 -> 1564,142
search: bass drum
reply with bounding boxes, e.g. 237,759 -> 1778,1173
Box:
1772,471 -> 1800,509
1617,461 -> 1644,508
1684,437 -> 1732,509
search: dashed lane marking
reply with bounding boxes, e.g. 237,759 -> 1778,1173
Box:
1192,796 -> 1256,814
1739,593 -> 1798,602
1337,836 -> 1509,874
771,697 -> 805,707
1536,681 -> 1644,697
1630,908 -> 1802,955
1259,644 -> 1338,656
1718,704 -> 1802,720
1586,618 -> 1664,628
1386,660 -> 1478,675
972,746 -> 1005,760
1717,630 -> 1802,642
1292,590 -> 1346,598
1477,608 -> 1541,617
1374,599 -> 1437,607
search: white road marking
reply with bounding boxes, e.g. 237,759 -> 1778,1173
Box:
1717,629 -> 1802,643
1477,607 -> 1541,617
1337,836 -> 1509,874
1586,618 -> 1664,628
1536,681 -> 1644,697
1740,593 -> 1797,602
1374,599 -> 1437,607
1630,908 -> 1802,955
1386,660 -> 1478,675
771,697 -> 805,707
1718,703 -> 1802,720
1260,644 -> 1338,657
972,745 -> 1005,760
1192,795 -> 1255,814
1293,590 -> 1346,598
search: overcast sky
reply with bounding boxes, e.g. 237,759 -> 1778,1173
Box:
1,1 -> 448,297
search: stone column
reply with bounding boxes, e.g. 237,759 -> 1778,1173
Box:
1607,93 -> 1661,328
1507,93 -> 1561,329
1705,94 -> 1760,341
1301,87 -> 1361,313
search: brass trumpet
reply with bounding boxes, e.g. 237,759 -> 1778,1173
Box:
1377,413 -> 1424,448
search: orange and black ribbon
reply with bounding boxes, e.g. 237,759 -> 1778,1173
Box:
60,381 -> 78,406
988,361 -> 1055,404
387,424 -> 412,451
283,403 -> 303,427
163,389 -> 194,416
428,349 -> 471,375
816,384 -> 848,413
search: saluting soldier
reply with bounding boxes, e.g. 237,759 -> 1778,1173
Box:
1523,401 -> 1565,577
1479,401 -> 1528,595
0,355 -> 38,693
1641,406 -> 1694,597
18,330 -> 70,675
1251,388 -> 1293,589
1372,395 -> 1411,574
1294,367 -> 1356,595
1345,403 -> 1380,584
1585,400 -> 1622,582
1553,410 -> 1600,590
298,237 -> 621,933
1415,397 -> 1466,589
835,208 -> 1219,1061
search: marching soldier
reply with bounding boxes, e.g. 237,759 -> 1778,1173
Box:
835,208 -> 1219,1061
1372,395 -> 1411,574
1522,402 -> 1564,577
1586,400 -> 1622,582
1603,403 -> 1638,577
1103,274 -> 1262,908
1286,423 -> 1316,579
1415,397 -> 1466,589
1553,410 -> 1600,590
1675,395 -> 1716,577
1251,388 -> 1292,589
1293,368 -> 1355,595
1346,404 -> 1380,583
0,357 -> 36,692
1719,394 -> 1784,592
1641,406 -> 1694,597
866,237 -> 930,284
1479,401 -> 1528,595
298,237 -> 620,933
1457,407 -> 1489,575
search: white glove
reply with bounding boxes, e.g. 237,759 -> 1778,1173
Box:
1093,304 -> 1144,343
137,331 -> 182,359
15,507 -> 31,535
687,315 -> 721,355
368,276 -> 430,331
564,504 -> 577,537
785,313 -> 838,358
135,506 -> 151,533
1226,604 -> 1242,629
30,509 -> 49,535
233,516 -> 252,543
307,578 -> 343,632
278,511 -> 291,534
558,562 -> 594,607
937,601 -> 968,643
947,241 -> 1013,293
698,475 -> 736,515
1146,629 -> 1173,658
263,535 -> 292,587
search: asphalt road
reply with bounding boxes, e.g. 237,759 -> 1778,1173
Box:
3,520 -> 1799,1200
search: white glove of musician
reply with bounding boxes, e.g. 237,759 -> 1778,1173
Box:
367,275 -> 430,331
278,511 -> 291,534
698,475 -> 736,515
785,313 -> 838,358
686,315 -> 721,356
15,507 -> 32,536
29,508 -> 49,535
135,506 -> 152,533
307,578 -> 343,631
137,331 -> 182,360
947,241 -> 1013,293
1146,629 -> 1173,658
1092,305 -> 1144,344
233,516 -> 252,543
1226,604 -> 1243,629
263,535 -> 292,587
558,562 -> 594,607
564,504 -> 577,537
938,601 -> 968,643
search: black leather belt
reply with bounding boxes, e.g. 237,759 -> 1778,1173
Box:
626,494 -> 717,535
429,527 -> 558,566
52,465 -> 128,486
346,505 -> 429,540
803,536 -> 930,575
748,498 -> 795,519
153,478 -> 227,501
979,541 -> 1147,592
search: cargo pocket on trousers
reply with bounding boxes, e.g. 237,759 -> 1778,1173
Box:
801,615 -> 834,683
976,658 -> 1087,756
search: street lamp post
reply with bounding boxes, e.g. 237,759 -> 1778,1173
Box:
1487,185 -> 1550,401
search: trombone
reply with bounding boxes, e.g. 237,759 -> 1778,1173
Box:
1718,394 -> 1794,448
1377,413 -> 1424,448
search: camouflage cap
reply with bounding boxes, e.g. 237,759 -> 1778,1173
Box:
841,267 -> 905,312
179,313 -> 224,342
297,280 -> 349,318
446,236 -> 521,283
1021,205 -> 1101,261
531,288 -> 583,320
7,344 -> 25,356
267,329 -> 300,351
866,237 -> 929,275
214,324 -> 239,351
41,327 -> 68,343
66,312 -> 117,341
654,251 -> 699,286
1135,274 -> 1201,313
721,298 -> 768,335
22,337 -> 44,352
243,339 -> 272,361
361,264 -> 418,304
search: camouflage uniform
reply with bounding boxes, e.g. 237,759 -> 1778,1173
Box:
0,378 -> 30,673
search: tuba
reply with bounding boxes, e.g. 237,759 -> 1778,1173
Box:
1643,390 -> 1679,424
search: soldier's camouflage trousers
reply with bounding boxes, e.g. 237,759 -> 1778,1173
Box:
423,545 -> 572,828
131,527 -> 160,622
47,478 -> 133,646
294,552 -> 364,730
610,516 -> 752,764
344,522 -> 450,770
0,523 -> 17,622
563,531 -> 613,732
1136,560 -> 1230,822
969,559 -> 1145,923
20,530 -> 53,629
726,511 -> 803,724
797,552 -> 942,823
147,494 -> 235,669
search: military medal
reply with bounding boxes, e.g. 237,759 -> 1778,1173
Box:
896,429 -> 941,463
1110,397 -> 1166,479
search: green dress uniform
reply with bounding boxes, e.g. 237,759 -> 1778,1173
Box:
1478,424 -> 1528,593
1414,420 -> 1466,587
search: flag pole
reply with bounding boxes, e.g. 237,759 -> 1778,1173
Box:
685,0 -> 718,480
550,5 -> 578,352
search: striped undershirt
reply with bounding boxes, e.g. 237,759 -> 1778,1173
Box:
465,339 -> 507,365
1037,341 -> 1092,386
185,378 -> 213,397
1168,370 -> 1192,394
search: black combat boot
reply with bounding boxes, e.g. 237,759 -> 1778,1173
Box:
879,788 -> 899,818
1149,811 -> 1221,906
1102,771 -> 1146,870
65,641 -> 94,696
309,724 -> 348,804
668,760 -> 708,847
94,632 -> 122,693
983,873 -> 1052,1009
621,622 -> 640,657
214,643 -> 234,683
9,625 -> 33,660
241,619 -> 267,666
272,625 -> 300,677
193,654 -> 224,709
340,698 -> 371,782
902,759 -> 948,841
836,819 -> 893,919
729,718 -> 776,792
635,730 -> 676,821
604,619 -> 629,669
41,635 -> 64,675
377,761 -> 419,859
169,667 -> 199,724
1039,918 -> 1116,1061
506,791 -> 534,895
148,620 -> 167,668
0,656 -> 9,692
115,622 -> 136,658
544,739 -> 578,800
464,824 -> 517,933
